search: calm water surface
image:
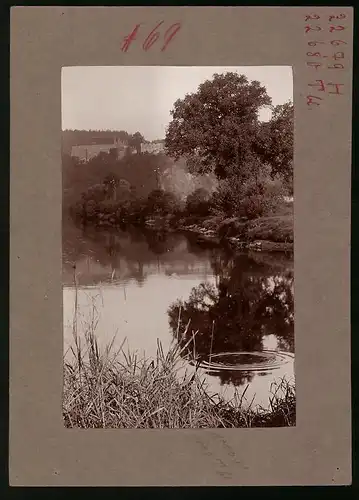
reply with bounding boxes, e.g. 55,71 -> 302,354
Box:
63,220 -> 294,409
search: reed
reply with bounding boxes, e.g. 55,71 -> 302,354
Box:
63,310 -> 296,429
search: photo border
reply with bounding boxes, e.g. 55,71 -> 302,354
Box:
10,5 -> 353,486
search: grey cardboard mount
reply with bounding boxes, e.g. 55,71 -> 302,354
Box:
10,6 -> 352,486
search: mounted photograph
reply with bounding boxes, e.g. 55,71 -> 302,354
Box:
62,65 -> 294,429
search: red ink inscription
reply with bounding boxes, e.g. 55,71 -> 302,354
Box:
307,62 -> 322,70
121,24 -> 141,52
305,14 -> 320,21
307,95 -> 323,106
307,51 -> 322,57
330,39 -> 347,46
305,25 -> 322,33
308,80 -> 344,94
327,63 -> 345,70
161,23 -> 182,51
308,40 -> 325,46
142,21 -> 164,51
327,83 -> 344,94
308,79 -> 326,92
304,12 -> 347,109
329,25 -> 346,32
328,13 -> 346,22
122,21 -> 182,52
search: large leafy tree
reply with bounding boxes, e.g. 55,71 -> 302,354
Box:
165,72 -> 272,180
255,102 -> 294,193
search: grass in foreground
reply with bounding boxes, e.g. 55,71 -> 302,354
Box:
63,325 -> 296,429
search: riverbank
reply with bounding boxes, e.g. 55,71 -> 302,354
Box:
146,213 -> 293,253
70,195 -> 293,253
63,328 -> 296,429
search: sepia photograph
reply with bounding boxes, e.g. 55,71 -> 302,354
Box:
62,65 -> 294,429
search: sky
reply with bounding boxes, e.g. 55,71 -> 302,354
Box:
61,66 -> 293,141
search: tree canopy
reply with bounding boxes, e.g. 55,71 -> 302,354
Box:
254,102 -> 294,191
165,72 -> 293,187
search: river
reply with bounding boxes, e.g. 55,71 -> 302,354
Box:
63,219 -> 294,409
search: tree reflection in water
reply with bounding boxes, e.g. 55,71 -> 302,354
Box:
63,219 -> 294,391
168,251 -> 294,386
205,369 -> 255,387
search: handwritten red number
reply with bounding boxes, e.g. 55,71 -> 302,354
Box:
307,62 -> 322,70
333,51 -> 345,60
161,23 -> 181,51
121,24 -> 141,52
329,13 -> 346,22
308,80 -> 344,94
330,39 -> 347,46
142,21 -> 164,51
327,83 -> 344,94
305,25 -> 322,33
308,41 -> 325,46
305,14 -> 320,21
122,21 -> 181,52
307,52 -> 322,57
308,79 -> 326,92
329,25 -> 346,32
307,95 -> 323,106
328,63 -> 345,70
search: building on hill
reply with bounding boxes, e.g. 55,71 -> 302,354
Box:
140,141 -> 165,155
71,137 -> 129,162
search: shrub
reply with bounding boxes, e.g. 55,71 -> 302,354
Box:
185,188 -> 212,216
84,199 -> 99,220
211,171 -> 285,220
146,189 -> 180,216
217,217 -> 248,239
246,215 -> 293,243
81,183 -> 107,204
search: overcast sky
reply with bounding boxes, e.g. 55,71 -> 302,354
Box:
62,66 -> 293,141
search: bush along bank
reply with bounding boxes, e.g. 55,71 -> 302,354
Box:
70,182 -> 294,253
176,214 -> 294,252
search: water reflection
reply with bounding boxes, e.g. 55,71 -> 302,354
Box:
206,369 -> 255,388
63,219 -> 294,406
63,221 -> 213,287
169,255 -> 293,344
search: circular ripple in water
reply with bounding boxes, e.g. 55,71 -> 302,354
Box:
193,350 -> 294,372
